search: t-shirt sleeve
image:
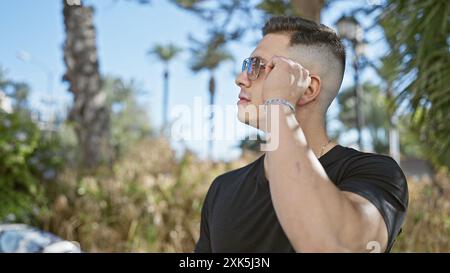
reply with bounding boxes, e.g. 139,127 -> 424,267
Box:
194,179 -> 219,253
336,155 -> 409,252
194,198 -> 211,253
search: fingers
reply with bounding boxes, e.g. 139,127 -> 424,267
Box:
288,59 -> 310,88
292,63 -> 311,90
267,55 -> 296,69
305,73 -> 312,88
265,56 -> 293,75
265,55 -> 280,69
268,56 -> 308,73
301,67 -> 311,88
264,56 -> 281,75
265,55 -> 311,87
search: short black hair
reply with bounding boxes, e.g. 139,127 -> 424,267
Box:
262,16 -> 346,71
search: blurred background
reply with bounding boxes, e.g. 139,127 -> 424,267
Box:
0,0 -> 448,252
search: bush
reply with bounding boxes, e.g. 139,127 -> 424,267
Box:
40,137 -> 450,252
0,110 -> 46,223
42,138 -> 245,252
392,169 -> 450,252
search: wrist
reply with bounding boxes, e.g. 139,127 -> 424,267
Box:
260,99 -> 295,134
264,98 -> 296,113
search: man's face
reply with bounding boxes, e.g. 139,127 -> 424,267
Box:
235,33 -> 291,128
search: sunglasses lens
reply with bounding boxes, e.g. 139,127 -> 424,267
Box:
242,59 -> 248,73
248,57 -> 260,80
242,57 -> 261,80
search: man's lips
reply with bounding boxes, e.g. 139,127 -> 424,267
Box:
237,99 -> 250,105
238,92 -> 251,105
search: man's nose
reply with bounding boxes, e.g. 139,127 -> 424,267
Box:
235,71 -> 251,88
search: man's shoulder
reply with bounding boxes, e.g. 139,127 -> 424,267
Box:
337,147 -> 408,195
343,147 -> 404,175
209,155 -> 264,190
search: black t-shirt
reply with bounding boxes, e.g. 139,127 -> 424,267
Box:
195,145 -> 409,253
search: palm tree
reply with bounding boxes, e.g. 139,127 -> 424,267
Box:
190,34 -> 233,159
148,43 -> 182,129
379,0 -> 450,168
256,0 -> 326,23
290,0 -> 325,23
62,0 -> 112,169
337,82 -> 390,154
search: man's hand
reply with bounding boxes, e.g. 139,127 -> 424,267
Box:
262,56 -> 312,106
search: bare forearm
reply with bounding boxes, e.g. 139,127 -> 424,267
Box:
264,106 -> 366,252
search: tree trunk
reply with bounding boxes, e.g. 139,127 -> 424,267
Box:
62,0 -> 112,169
290,0 -> 325,23
163,67 -> 169,126
208,74 -> 216,159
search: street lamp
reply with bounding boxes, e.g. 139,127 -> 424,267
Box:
17,50 -> 56,131
336,15 -> 365,150
336,15 -> 363,44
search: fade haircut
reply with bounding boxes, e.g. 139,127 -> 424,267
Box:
262,16 -> 346,72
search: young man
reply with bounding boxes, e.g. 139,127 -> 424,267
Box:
195,16 -> 408,253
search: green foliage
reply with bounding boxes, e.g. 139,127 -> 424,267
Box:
189,34 -> 234,72
379,0 -> 450,167
0,110 -> 44,222
43,138 -> 240,252
336,82 -> 430,158
392,169 -> 450,252
148,43 -> 183,64
336,82 -> 390,154
238,134 -> 265,152
103,76 -> 153,158
396,114 -> 426,159
0,68 -> 66,224
256,0 -> 297,17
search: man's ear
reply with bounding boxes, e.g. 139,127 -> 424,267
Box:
298,75 -> 321,106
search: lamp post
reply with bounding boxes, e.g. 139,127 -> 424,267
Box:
17,50 -> 56,131
336,15 -> 365,151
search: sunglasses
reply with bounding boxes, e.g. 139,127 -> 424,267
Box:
241,56 -> 266,81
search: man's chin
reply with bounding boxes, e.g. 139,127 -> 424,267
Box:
237,110 -> 260,129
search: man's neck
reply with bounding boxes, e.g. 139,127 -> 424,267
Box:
297,114 -> 335,158
262,109 -> 336,182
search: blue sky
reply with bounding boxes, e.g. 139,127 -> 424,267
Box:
0,0 -> 387,161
